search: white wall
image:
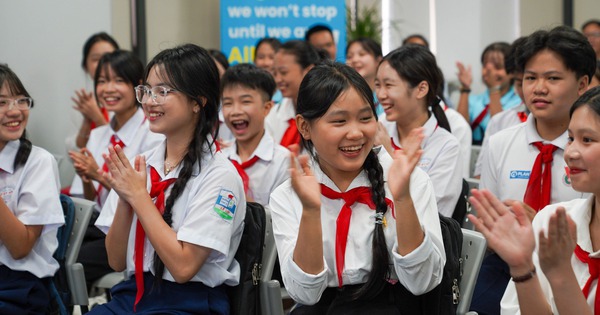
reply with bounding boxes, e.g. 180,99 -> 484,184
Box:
383,0 -> 520,100
0,0 -> 112,186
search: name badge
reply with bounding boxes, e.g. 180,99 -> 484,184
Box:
509,170 -> 530,179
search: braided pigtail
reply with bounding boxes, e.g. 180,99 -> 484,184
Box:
353,150 -> 391,300
14,131 -> 32,169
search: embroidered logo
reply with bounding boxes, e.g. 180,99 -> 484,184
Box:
563,166 -> 571,186
0,186 -> 14,204
509,170 -> 530,179
213,189 -> 237,221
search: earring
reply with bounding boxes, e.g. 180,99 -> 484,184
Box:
193,107 -> 199,114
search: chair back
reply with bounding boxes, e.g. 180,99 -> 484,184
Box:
457,229 -> 487,315
66,197 -> 95,308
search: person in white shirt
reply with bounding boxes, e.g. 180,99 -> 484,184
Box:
270,62 -> 445,314
266,40 -> 322,148
90,44 -> 245,314
376,45 -> 463,218
221,64 -> 289,206
469,86 -> 600,315
67,51 -> 164,291
473,26 -> 596,315
0,64 -> 64,313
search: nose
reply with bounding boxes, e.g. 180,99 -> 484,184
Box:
564,140 -> 581,161
533,79 -> 548,95
346,122 -> 364,140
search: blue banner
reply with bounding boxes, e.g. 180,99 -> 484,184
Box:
220,0 -> 347,65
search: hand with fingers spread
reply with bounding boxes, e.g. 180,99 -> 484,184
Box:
388,127 -> 424,201
101,145 -> 148,204
288,144 -> 321,211
538,207 -> 578,280
456,61 -> 473,90
72,88 -> 107,126
503,199 -> 537,222
69,148 -> 101,183
468,189 -> 536,273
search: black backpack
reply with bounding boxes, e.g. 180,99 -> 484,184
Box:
395,214 -> 463,315
47,194 -> 76,315
227,202 -> 266,315
451,179 -> 470,226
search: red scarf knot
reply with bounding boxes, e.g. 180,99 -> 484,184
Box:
574,244 -> 600,314
230,155 -> 260,194
523,142 -> 558,211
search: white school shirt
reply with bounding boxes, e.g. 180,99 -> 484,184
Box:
265,98 -> 295,144
269,148 -> 446,305
480,114 -> 586,203
0,140 -> 64,278
218,108 -> 235,147
474,103 -> 528,177
70,108 -> 164,210
441,102 -> 472,179
222,132 -> 290,206
501,196 -> 597,314
96,140 -> 246,287
380,114 -> 463,218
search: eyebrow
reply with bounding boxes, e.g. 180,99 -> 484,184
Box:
327,106 -> 373,116
524,70 -> 564,75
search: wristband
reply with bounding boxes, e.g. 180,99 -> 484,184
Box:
511,266 -> 536,283
460,88 -> 471,94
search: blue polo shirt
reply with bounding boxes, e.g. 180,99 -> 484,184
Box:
469,86 -> 522,143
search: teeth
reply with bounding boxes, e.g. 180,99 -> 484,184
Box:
340,145 -> 362,152
232,120 -> 247,125
105,97 -> 119,101
5,121 -> 20,127
148,112 -> 163,117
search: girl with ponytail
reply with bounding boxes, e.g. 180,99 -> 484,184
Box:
92,44 -> 245,314
376,45 -> 463,218
0,64 -> 64,313
270,61 -> 445,314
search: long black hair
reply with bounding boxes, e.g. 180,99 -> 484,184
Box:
297,61 -> 390,300
0,64 -> 33,169
382,45 -> 451,132
143,44 -> 220,284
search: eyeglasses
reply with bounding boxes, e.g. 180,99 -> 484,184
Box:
134,85 -> 177,105
0,97 -> 33,113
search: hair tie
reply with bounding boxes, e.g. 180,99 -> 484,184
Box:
371,212 -> 386,227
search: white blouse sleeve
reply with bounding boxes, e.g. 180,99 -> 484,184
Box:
391,167 -> 446,295
269,180 -> 329,305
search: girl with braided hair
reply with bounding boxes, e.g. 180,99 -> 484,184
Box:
270,61 -> 445,314
92,44 -> 245,314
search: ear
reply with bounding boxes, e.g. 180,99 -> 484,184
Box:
577,75 -> 590,96
296,114 -> 311,140
263,100 -> 274,116
414,81 -> 429,100
198,96 -> 208,107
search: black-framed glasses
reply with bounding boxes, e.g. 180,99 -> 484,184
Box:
0,97 -> 33,113
134,85 -> 177,105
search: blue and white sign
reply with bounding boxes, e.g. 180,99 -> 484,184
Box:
220,0 -> 346,65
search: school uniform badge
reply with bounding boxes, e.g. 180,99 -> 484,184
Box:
213,189 -> 237,221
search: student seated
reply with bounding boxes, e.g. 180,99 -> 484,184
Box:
456,42 -> 522,144
0,64 -> 64,314
472,25 -> 596,315
221,64 -> 289,206
90,44 -> 245,314
270,61 -> 445,314
469,86 -> 600,315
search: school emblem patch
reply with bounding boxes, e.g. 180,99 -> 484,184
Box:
213,189 -> 237,221
0,186 -> 14,204
563,166 -> 571,186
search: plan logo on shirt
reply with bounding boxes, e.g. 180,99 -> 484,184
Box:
509,170 -> 530,179
0,186 -> 14,204
213,189 -> 237,222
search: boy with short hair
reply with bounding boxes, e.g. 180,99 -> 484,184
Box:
472,26 -> 596,315
221,64 -> 290,206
